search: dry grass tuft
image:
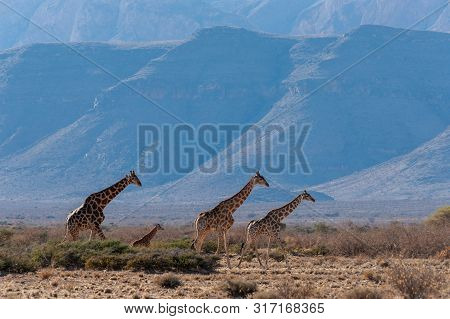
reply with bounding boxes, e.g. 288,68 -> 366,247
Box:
38,268 -> 54,280
362,270 -> 383,284
223,279 -> 257,299
253,281 -> 316,299
388,262 -> 442,298
434,246 -> 449,260
156,273 -> 183,289
343,287 -> 384,299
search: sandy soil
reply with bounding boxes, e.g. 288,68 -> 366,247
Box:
1,256 -> 448,299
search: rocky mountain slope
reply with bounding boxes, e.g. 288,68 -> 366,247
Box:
160,25 -> 450,202
313,126 -> 450,200
0,26 -> 449,202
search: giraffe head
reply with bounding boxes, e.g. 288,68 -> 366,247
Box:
253,171 -> 269,187
127,170 -> 142,187
300,190 -> 315,202
155,223 -> 164,230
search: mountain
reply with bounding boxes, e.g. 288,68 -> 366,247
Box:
0,41 -> 174,157
290,0 -> 450,36
156,25 -> 450,202
1,0 -> 449,50
0,27 -> 298,199
0,26 -> 449,202
312,126 -> 450,200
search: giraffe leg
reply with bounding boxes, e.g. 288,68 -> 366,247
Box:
222,231 -> 231,269
93,226 -> 106,240
252,243 -> 265,269
238,241 -> 249,268
89,230 -> 94,241
195,232 -> 207,253
265,238 -> 271,268
215,235 -> 221,255
63,225 -> 70,242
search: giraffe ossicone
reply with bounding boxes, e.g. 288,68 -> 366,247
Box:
64,170 -> 142,241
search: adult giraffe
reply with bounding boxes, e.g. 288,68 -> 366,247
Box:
238,190 -> 315,270
191,171 -> 269,268
64,170 -> 142,241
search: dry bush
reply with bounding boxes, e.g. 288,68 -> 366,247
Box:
223,279 -> 257,299
343,287 -> 383,299
38,268 -> 54,280
426,206 -> 450,226
388,262 -> 442,298
156,273 -> 182,289
283,222 -> 449,258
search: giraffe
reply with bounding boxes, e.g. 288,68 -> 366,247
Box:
238,190 -> 315,271
131,224 -> 164,247
191,171 -> 269,268
64,170 -> 142,241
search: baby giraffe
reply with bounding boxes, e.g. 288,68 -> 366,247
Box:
192,171 -> 269,268
131,224 -> 164,247
64,170 -> 142,241
238,190 -> 315,271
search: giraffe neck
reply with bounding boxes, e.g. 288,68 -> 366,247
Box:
97,177 -> 131,209
226,178 -> 255,214
146,226 -> 158,240
273,195 -> 303,222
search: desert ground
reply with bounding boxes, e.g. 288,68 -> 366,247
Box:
1,255 -> 449,299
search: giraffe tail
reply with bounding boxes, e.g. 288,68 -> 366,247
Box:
191,214 -> 200,250
240,219 -> 256,253
62,222 -> 69,242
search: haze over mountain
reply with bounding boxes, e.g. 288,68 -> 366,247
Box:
313,126 -> 450,200
1,0 -> 449,50
0,25 -> 449,203
0,27 -> 297,198
161,25 -> 450,202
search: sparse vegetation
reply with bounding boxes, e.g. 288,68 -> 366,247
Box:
253,281 -> 317,299
343,287 -> 384,299
0,252 -> 37,274
223,279 -> 257,298
157,273 -> 183,289
388,262 -> 442,298
363,270 -> 383,284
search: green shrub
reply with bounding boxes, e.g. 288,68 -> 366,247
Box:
0,228 -> 14,244
150,238 -> 192,250
0,253 -> 36,273
85,255 -> 129,270
127,249 -> 218,273
31,240 -> 132,269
